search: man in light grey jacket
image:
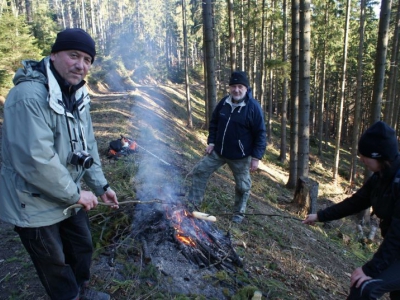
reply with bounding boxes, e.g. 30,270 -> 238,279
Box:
0,28 -> 118,300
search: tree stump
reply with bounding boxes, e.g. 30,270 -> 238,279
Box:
292,176 -> 319,216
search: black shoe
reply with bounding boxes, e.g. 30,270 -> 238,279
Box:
79,287 -> 110,300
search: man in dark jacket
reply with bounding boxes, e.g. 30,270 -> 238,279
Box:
303,121 -> 400,299
188,71 -> 267,223
0,28 -> 118,300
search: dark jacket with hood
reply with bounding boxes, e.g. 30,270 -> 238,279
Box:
208,89 -> 267,160
317,156 -> 400,278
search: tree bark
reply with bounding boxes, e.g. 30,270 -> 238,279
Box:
384,0 -> 400,127
286,0 -> 300,189
182,0 -> 193,128
333,0 -> 351,182
227,0 -> 236,72
350,0 -> 366,185
297,0 -> 311,179
370,0 -> 392,123
280,0 -> 288,163
202,0 -> 217,127
292,176 -> 319,216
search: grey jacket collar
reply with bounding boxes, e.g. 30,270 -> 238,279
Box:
43,57 -> 90,116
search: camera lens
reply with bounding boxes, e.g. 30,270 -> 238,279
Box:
79,153 -> 94,169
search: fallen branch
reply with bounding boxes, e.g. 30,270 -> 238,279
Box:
0,272 -> 10,284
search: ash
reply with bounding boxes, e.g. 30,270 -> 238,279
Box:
130,201 -> 242,299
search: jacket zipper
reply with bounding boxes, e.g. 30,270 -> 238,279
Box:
220,115 -> 231,155
238,140 -> 245,156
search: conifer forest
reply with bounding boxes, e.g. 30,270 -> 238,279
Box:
0,0 -> 396,185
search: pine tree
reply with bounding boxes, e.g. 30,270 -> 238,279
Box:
0,10 -> 42,92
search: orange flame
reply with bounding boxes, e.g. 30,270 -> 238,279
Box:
166,208 -> 203,247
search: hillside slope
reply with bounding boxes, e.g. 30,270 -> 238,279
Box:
96,84 -> 376,299
0,83 -> 382,299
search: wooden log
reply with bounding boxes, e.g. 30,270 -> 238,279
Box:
140,238 -> 151,264
292,176 -> 319,216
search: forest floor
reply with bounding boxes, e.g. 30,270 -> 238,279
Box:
0,81 -> 386,299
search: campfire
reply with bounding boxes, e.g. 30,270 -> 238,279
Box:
131,200 -> 242,272
165,207 -> 243,270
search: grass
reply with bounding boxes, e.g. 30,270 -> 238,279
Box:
81,83 -> 381,299
0,78 -> 373,299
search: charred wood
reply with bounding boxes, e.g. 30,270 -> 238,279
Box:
140,237 -> 151,264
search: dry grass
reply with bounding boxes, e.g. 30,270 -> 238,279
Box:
0,81 -> 384,299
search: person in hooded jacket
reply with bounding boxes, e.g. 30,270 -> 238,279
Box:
0,28 -> 118,300
303,121 -> 400,300
188,71 -> 267,224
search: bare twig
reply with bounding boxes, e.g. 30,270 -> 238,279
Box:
63,199 -> 163,216
0,272 -> 10,284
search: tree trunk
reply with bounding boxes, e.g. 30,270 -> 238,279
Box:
246,1 -> 251,76
370,0 -> 392,123
182,0 -> 193,128
350,0 -> 366,185
317,39 -> 327,157
24,0 -> 32,23
80,0 -> 87,30
240,0 -> 245,71
89,0 -> 96,36
280,0 -> 288,163
227,0 -> 236,72
333,0 -> 351,182
252,8 -> 258,97
297,0 -> 311,178
286,0 -> 300,189
384,0 -> 400,126
310,58 -> 318,136
292,176 -> 319,216
267,1 -> 274,143
259,0 -> 266,114
202,0 -> 217,127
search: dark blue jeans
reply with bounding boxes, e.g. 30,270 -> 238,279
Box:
14,209 -> 93,300
347,261 -> 400,299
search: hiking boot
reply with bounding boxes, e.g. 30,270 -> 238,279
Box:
368,225 -> 377,241
79,287 -> 110,300
356,224 -> 365,241
232,215 -> 244,224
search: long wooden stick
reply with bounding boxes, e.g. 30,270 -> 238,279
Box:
211,212 -> 303,221
63,199 -> 162,216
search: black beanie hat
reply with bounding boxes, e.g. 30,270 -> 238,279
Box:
51,28 -> 96,63
358,121 -> 399,161
229,71 -> 250,88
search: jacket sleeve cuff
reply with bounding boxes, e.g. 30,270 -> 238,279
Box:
316,211 -> 326,222
362,263 -> 376,278
71,192 -> 81,204
93,183 -> 109,196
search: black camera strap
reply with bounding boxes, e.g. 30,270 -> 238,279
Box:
64,108 -> 76,153
63,100 -> 87,154
63,104 -> 90,180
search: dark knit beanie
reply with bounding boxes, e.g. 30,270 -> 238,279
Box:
51,28 -> 96,63
358,121 -> 399,161
229,71 -> 250,88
